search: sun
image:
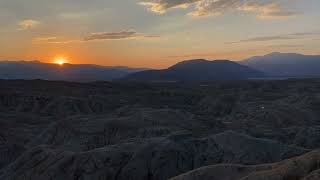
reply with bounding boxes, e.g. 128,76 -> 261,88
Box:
57,60 -> 65,65
54,58 -> 67,66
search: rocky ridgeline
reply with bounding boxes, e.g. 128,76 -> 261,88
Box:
171,149 -> 320,180
0,131 -> 306,180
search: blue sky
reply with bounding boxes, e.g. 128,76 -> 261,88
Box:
0,0 -> 319,68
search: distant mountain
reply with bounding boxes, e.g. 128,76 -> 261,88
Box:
5,52 -> 319,82
0,60 -> 148,82
241,52 -> 320,77
123,59 -> 264,82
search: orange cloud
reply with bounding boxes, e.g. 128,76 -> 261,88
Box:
83,30 -> 160,41
32,30 -> 160,44
18,19 -> 40,30
139,0 -> 200,14
140,0 -> 300,20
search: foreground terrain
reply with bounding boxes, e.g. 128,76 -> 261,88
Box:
0,79 -> 320,180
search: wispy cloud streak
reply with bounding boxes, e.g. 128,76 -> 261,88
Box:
33,30 -> 160,44
228,31 -> 320,44
140,0 -> 300,20
83,30 -> 160,41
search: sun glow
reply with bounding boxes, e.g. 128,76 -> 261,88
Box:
54,57 -> 67,66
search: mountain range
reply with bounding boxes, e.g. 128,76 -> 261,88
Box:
124,52 -> 320,82
0,60 -> 148,82
241,52 -> 320,77
123,59 -> 264,82
1,52 -> 320,82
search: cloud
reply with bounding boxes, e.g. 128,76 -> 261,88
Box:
266,44 -> 303,48
139,0 -> 200,14
140,0 -> 300,20
229,31 -> 320,44
83,30 -> 160,41
238,2 -> 299,20
232,35 -> 296,43
33,30 -> 160,44
84,30 -> 137,41
18,19 -> 40,30
189,0 -> 245,17
33,37 -> 81,44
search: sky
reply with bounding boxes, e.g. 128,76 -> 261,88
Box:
0,0 -> 319,68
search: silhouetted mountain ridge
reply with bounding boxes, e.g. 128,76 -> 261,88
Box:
241,52 -> 320,77
124,59 -> 264,82
2,52 -> 320,82
0,60 -> 149,82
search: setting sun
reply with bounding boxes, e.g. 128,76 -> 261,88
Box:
54,58 -> 67,66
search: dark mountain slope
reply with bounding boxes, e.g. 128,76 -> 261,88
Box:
1,79 -> 320,180
0,131 -> 306,180
241,52 -> 320,77
124,59 -> 264,82
171,149 -> 320,180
